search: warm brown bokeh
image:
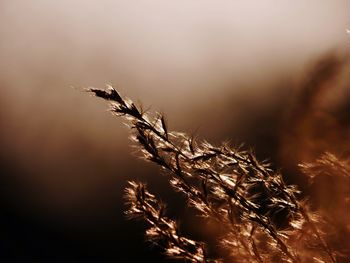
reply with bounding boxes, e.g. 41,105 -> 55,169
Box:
0,1 -> 349,262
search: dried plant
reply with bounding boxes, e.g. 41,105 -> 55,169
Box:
88,86 -> 346,263
299,153 -> 350,261
125,181 -> 211,262
299,152 -> 350,182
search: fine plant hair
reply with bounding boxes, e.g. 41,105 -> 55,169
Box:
299,152 -> 350,261
88,86 -> 341,263
299,152 -> 350,182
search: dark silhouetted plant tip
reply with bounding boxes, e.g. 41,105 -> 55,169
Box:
88,86 -> 345,263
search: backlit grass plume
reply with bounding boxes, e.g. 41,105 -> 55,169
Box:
88,86 -> 343,263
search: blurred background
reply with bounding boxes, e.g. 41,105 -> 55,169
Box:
0,0 -> 349,262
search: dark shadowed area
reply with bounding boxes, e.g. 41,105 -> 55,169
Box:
0,1 -> 349,262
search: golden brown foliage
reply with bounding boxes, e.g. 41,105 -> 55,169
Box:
89,86 -> 348,262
